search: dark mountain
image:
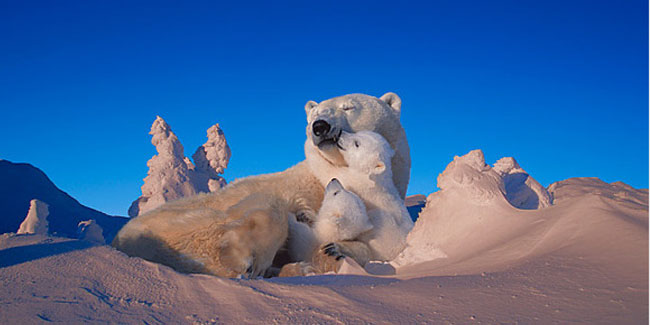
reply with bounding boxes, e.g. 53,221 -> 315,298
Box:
405,194 -> 426,221
0,160 -> 127,242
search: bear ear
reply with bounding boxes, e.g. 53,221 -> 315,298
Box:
380,92 -> 402,117
326,178 -> 344,193
305,100 -> 318,115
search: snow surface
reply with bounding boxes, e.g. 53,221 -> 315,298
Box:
0,150 -> 647,323
16,199 -> 49,235
129,117 -> 231,217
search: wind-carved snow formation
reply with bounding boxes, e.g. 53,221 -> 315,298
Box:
77,220 -> 105,244
393,149 -> 553,267
128,116 -> 230,217
192,124 -> 231,192
493,157 -> 552,209
17,199 -> 49,235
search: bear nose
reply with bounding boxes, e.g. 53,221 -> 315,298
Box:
312,120 -> 331,137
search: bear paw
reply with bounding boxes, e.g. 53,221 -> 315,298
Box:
309,243 -> 346,274
321,242 -> 346,261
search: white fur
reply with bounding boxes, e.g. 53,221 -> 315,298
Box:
288,179 -> 372,262
316,131 -> 415,261
304,93 -> 411,200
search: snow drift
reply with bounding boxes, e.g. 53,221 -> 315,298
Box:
394,149 -> 555,267
394,150 -> 647,285
128,116 -> 231,217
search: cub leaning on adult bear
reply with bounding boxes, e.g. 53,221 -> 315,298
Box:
112,92 -> 410,277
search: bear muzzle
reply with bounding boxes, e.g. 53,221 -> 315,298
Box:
312,120 -> 343,148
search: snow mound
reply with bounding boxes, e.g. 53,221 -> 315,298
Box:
77,220 -> 105,244
394,149 -> 524,267
393,150 -> 647,287
17,199 -> 49,235
129,117 -> 231,217
548,177 -> 648,206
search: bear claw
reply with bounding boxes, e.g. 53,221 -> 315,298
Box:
322,243 -> 345,259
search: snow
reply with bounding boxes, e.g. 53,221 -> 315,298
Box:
393,149 -> 556,267
193,123 -> 231,192
493,156 -> 552,209
129,117 -> 231,217
77,220 -> 105,244
16,199 -> 49,235
0,149 -> 646,323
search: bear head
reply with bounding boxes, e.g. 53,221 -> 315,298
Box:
303,92 -> 410,198
313,178 -> 372,243
304,92 -> 401,155
336,130 -> 395,178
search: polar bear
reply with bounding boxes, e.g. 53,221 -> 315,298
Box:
113,92 -> 410,277
287,178 -> 372,263
304,93 -> 410,199
280,131 -> 413,276
311,130 -> 414,263
112,193 -> 296,278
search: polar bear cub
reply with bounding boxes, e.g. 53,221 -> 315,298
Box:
288,178 -> 372,262
330,130 -> 415,262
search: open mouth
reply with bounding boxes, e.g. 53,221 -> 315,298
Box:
317,129 -> 343,149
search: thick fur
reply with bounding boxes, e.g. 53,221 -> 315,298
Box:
280,132 -> 412,277
287,179 -> 372,263
113,164 -> 323,277
304,93 -> 410,199
113,92 -> 410,277
312,131 -> 414,262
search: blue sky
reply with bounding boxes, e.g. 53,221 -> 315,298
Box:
1,1 -> 647,216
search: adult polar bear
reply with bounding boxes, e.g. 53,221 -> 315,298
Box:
113,92 -> 410,277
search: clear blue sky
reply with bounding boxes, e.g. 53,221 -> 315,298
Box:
1,1 -> 647,216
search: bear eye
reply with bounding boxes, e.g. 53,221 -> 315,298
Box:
333,191 -> 339,196
354,141 -> 360,148
342,106 -> 354,111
